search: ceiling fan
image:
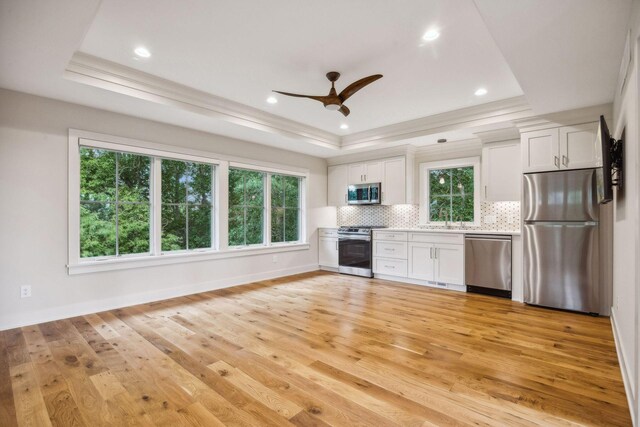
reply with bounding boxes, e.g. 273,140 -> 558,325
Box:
273,72 -> 383,117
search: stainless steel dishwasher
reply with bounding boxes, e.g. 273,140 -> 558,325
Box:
464,234 -> 512,298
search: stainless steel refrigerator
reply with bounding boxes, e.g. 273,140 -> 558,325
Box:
523,169 -> 600,314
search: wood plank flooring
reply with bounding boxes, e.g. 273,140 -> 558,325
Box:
0,271 -> 631,426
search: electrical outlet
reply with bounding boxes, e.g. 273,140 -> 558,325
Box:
20,285 -> 31,298
272,254 -> 278,263
484,215 -> 497,224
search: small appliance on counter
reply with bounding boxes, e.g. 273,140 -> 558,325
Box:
338,225 -> 386,277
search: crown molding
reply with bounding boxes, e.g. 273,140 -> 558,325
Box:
65,52 -> 340,149
473,127 -> 521,144
513,103 -> 612,132
340,96 -> 532,149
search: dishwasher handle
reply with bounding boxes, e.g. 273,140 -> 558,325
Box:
465,234 -> 512,241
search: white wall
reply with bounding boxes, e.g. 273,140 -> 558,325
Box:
0,89 -> 332,330
612,0 -> 640,423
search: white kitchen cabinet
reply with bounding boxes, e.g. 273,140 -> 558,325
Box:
434,244 -> 464,285
328,164 -> 348,206
382,157 -> 406,205
319,229 -> 338,268
521,128 -> 560,173
560,122 -> 599,169
482,141 -> 521,201
408,242 -> 435,281
348,163 -> 366,184
522,122 -> 598,173
348,161 -> 383,184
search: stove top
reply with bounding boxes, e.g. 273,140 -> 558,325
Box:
338,225 -> 386,234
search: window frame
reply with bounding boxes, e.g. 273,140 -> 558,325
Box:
419,157 -> 480,226
68,129 -> 309,275
228,162 -> 306,249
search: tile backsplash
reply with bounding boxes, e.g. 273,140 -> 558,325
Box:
336,202 -> 520,231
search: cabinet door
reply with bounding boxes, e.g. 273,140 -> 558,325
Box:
319,237 -> 338,267
408,243 -> 434,281
364,161 -> 383,183
434,244 -> 464,285
382,158 -> 406,205
348,163 -> 366,184
521,128 -> 560,173
559,123 -> 599,170
482,142 -> 521,201
328,165 -> 348,206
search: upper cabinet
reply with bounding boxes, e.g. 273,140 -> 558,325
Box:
328,156 -> 408,206
482,140 -> 521,201
348,161 -> 383,184
328,164 -> 348,206
521,122 -> 599,173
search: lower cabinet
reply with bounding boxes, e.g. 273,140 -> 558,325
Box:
374,231 -> 465,290
319,237 -> 338,268
319,228 -> 339,268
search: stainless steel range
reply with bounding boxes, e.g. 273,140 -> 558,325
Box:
338,226 -> 385,277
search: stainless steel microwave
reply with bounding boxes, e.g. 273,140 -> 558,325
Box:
347,182 -> 381,205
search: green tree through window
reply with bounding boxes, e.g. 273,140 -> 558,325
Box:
228,168 -> 265,246
271,174 -> 301,243
161,159 -> 214,251
429,166 -> 474,222
80,148 -> 151,257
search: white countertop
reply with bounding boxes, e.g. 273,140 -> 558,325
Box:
381,228 -> 520,236
319,226 -> 520,236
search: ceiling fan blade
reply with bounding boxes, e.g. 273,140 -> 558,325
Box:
273,91 -> 328,103
338,74 -> 383,102
339,105 -> 350,117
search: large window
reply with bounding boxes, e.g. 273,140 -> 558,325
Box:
70,132 -> 307,273
80,148 -> 151,257
228,168 -> 265,246
78,144 -> 216,259
271,174 -> 301,243
420,158 -> 479,224
161,160 -> 214,251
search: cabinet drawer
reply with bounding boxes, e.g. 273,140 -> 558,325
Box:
408,232 -> 463,245
373,241 -> 408,259
373,231 -> 407,241
319,228 -> 338,238
373,257 -> 408,277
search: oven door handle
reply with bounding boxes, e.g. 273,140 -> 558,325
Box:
338,236 -> 371,242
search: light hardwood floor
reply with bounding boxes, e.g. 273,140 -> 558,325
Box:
0,271 -> 631,426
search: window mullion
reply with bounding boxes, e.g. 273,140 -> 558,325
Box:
265,174 -> 271,246
153,158 -> 162,255
115,153 -> 120,257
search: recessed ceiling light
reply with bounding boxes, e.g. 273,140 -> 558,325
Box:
134,46 -> 151,58
340,124 -> 349,130
266,96 -> 278,104
474,88 -> 488,96
422,30 -> 440,42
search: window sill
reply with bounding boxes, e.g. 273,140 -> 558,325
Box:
68,243 -> 310,275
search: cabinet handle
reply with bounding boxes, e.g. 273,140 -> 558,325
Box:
434,248 -> 438,259
382,192 -> 384,202
562,155 -> 568,166
429,248 -> 433,259
484,185 -> 487,198
554,156 -> 560,168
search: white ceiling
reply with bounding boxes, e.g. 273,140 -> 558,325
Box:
0,0 -> 632,158
79,0 -> 523,134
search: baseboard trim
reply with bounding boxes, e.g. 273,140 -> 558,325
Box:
0,264 -> 320,331
611,307 -> 637,426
